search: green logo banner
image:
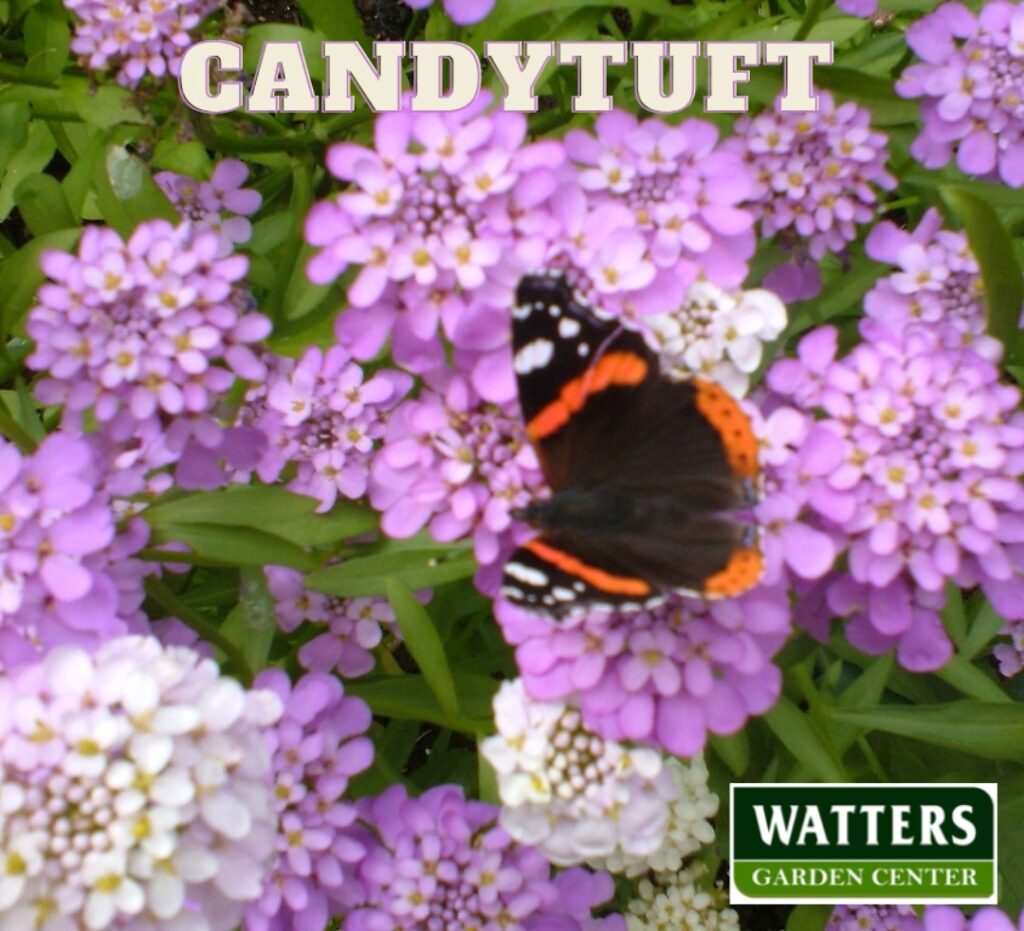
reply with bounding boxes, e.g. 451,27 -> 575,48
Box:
729,783 -> 998,904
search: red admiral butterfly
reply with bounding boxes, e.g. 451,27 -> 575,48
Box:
501,271 -> 763,617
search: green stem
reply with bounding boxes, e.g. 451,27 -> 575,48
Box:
194,123 -> 320,154
144,576 -> 254,685
136,548 -> 220,566
794,0 -> 825,40
0,63 -> 57,88
405,8 -> 429,40
857,735 -> 890,781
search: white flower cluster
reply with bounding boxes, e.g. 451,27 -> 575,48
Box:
481,679 -> 675,866
591,755 -> 718,877
0,637 -> 282,931
645,281 -> 787,398
626,864 -> 740,931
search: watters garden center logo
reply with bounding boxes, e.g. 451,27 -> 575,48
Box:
730,784 -> 998,904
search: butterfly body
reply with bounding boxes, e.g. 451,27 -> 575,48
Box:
501,271 -> 763,618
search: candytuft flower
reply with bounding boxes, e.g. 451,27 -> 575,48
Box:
643,281 -> 787,397
156,160 -> 262,257
246,670 -> 373,931
250,347 -> 412,512
767,325 -> 1024,671
343,783 -> 625,931
64,0 -> 218,86
482,679 -> 675,867
0,432 -> 149,666
625,863 -> 738,931
898,1 -> 1024,187
731,91 -> 894,301
496,584 -> 790,755
370,373 -> 545,574
27,220 -> 270,472
0,636 -> 282,931
265,567 -> 398,679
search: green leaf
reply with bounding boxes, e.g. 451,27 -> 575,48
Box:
940,185 -> 1024,362
59,76 -> 146,128
787,905 -> 834,931
24,0 -> 70,81
92,142 -> 178,234
297,0 -> 369,44
832,653 -> 893,754
149,523 -> 319,571
709,730 -> 750,777
14,173 -> 74,235
940,582 -> 966,646
934,655 -> 1011,704
386,578 -> 458,719
145,486 -> 377,547
0,121 -> 55,221
763,697 -> 848,782
478,747 -> 499,805
904,171 -> 1024,210
218,567 -> 278,673
306,547 -> 477,597
243,25 -> 327,83
830,701 -> 1024,761
146,486 -> 321,527
0,227 -> 80,336
151,139 -> 213,177
962,599 -> 1009,662
0,103 -> 30,171
345,674 -> 496,733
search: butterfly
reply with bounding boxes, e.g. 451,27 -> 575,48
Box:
500,271 -> 763,618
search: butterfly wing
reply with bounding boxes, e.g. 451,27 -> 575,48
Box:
504,273 -> 763,615
512,272 -> 655,491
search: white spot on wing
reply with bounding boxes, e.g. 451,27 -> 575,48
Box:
558,317 -> 581,338
514,338 -> 555,375
578,343 -> 590,357
505,562 -> 549,586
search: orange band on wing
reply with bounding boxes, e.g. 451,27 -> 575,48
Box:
702,546 -> 763,598
527,351 -> 649,441
693,378 -> 760,479
524,538 -> 652,597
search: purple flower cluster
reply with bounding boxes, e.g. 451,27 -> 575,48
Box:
898,0 -> 1024,186
565,110 -> 756,295
306,97 -> 564,404
370,373 -> 545,575
28,220 -> 270,478
767,324 -> 1024,670
995,615 -> 1024,676
64,0 -> 217,86
831,905 -> 1024,931
342,783 -> 624,931
863,208 -> 1010,360
0,432 -> 149,668
156,159 -> 263,256
496,584 -> 790,756
400,0 -> 495,25
732,91 -> 894,301
247,670 -> 373,931
829,906 -> 924,931
265,567 -> 398,679
247,347 -> 411,512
